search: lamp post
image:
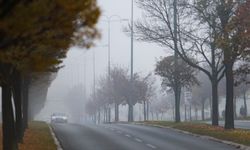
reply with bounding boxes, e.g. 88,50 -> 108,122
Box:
93,49 -> 96,101
102,15 -> 128,122
131,0 -> 134,82
102,15 -> 128,78
128,0 -> 134,122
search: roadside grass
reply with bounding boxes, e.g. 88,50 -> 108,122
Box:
141,121 -> 250,146
18,121 -> 57,150
0,121 -> 56,150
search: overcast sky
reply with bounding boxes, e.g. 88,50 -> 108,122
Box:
45,0 -> 166,109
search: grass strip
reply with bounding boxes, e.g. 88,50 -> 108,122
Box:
141,121 -> 250,146
18,121 -> 57,150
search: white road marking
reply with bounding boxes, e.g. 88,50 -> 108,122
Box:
125,134 -> 131,138
146,144 -> 157,149
135,138 -> 142,143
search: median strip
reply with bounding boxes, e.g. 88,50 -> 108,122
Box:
136,121 -> 250,150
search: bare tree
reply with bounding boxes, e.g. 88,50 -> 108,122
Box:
191,72 -> 212,121
132,0 -> 225,125
89,66 -> 156,122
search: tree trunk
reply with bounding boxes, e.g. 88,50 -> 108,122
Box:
209,97 -> 212,120
103,108 -> 106,123
202,99 -> 205,121
243,91 -> 248,117
128,104 -> 134,122
107,106 -> 111,123
174,86 -> 181,122
189,105 -> 192,121
13,73 -> 24,143
114,103 -> 119,122
156,113 -> 159,120
143,101 -> 146,121
146,100 -> 149,120
98,109 -> 101,124
195,107 -> 198,120
2,84 -> 18,150
211,79 -> 219,126
22,81 -> 29,130
234,96 -> 237,119
225,63 -> 234,129
172,107 -> 175,121
184,105 -> 187,121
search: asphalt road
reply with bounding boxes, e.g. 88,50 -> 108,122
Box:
206,120 -> 250,129
52,123 -> 238,150
233,121 -> 250,129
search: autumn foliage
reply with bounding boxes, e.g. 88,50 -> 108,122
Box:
0,0 -> 100,150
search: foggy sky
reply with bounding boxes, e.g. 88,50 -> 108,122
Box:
38,0 -> 166,119
47,0 -> 165,98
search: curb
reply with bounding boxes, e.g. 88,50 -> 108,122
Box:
48,124 -> 63,150
133,123 -> 250,150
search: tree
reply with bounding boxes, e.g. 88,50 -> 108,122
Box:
133,0 -> 225,126
91,66 -> 156,123
140,74 -> 155,121
109,66 -> 129,122
0,0 -> 100,149
191,72 -> 212,121
201,0 -> 250,129
155,56 -> 198,122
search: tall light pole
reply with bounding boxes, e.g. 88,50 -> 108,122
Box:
102,15 -> 128,78
128,0 -> 134,122
102,15 -> 128,122
131,0 -> 134,81
93,49 -> 96,101
83,53 -> 87,101
173,0 -> 180,123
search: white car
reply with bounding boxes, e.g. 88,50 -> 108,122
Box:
51,113 -> 68,123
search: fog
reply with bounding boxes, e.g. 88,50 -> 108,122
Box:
36,0 -> 165,123
35,0 -> 250,123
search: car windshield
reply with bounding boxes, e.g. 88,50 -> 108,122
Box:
52,113 -> 66,117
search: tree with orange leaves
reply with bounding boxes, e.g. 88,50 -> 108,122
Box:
0,1 -> 100,149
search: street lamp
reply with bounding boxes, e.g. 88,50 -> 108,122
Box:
128,0 -> 134,122
102,15 -> 129,78
131,0 -> 134,81
102,15 -> 128,123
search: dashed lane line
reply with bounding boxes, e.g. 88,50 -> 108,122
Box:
105,126 -> 157,149
146,143 -> 157,149
135,138 -> 143,143
125,134 -> 131,138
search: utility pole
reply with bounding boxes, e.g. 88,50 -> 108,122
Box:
83,53 -> 87,101
173,0 -> 180,122
128,0 -> 134,122
102,15 -> 128,123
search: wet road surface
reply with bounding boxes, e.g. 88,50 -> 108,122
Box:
52,123 -> 239,150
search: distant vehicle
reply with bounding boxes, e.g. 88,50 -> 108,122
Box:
51,113 -> 68,123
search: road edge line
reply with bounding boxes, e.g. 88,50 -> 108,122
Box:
48,124 -> 63,150
133,123 -> 250,150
